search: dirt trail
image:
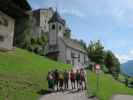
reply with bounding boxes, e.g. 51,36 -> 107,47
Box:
112,95 -> 133,100
39,90 -> 96,100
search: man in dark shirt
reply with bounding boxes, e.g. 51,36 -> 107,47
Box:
64,70 -> 69,89
54,69 -> 59,91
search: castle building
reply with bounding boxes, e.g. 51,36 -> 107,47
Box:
31,8 -> 54,37
0,0 -> 31,51
47,11 -> 89,68
31,8 -> 89,68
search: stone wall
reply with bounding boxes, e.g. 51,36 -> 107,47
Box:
31,8 -> 54,37
40,8 -> 53,33
0,11 -> 15,50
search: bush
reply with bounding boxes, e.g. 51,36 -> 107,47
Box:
102,65 -> 109,73
28,34 -> 48,56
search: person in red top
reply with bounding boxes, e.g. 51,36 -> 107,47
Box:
70,69 -> 76,89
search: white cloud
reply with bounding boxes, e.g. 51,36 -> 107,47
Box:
29,0 -> 133,23
111,8 -> 125,21
115,50 -> 133,64
116,54 -> 130,64
129,50 -> 133,55
60,8 -> 86,19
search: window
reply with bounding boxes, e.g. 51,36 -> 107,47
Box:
52,24 -> 55,30
84,55 -> 86,64
0,19 -> 2,25
49,45 -> 58,51
0,17 -> 8,27
45,20 -> 47,24
0,35 -> 4,42
71,52 -> 75,58
78,54 -> 80,62
3,18 -> 8,27
71,52 -> 75,65
66,60 -> 71,64
59,26 -> 62,30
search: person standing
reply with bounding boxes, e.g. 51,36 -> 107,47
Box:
64,70 -> 69,89
80,68 -> 86,90
70,69 -> 76,89
53,69 -> 59,91
76,69 -> 80,90
59,71 -> 64,91
47,71 -> 54,91
125,76 -> 129,87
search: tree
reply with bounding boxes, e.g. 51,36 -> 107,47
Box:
14,13 -> 48,56
79,39 -> 87,50
86,40 -> 120,78
14,15 -> 32,49
104,50 -> 120,79
28,33 -> 48,56
87,40 -> 105,64
64,32 -> 71,38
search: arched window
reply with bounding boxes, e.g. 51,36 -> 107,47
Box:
59,26 -> 62,30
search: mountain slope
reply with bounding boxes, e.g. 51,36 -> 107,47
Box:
121,60 -> 133,77
0,48 -> 71,100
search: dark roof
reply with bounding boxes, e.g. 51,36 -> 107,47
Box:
60,37 -> 86,53
65,27 -> 71,33
13,0 -> 31,10
0,0 -> 31,18
49,11 -> 65,25
33,7 -> 53,12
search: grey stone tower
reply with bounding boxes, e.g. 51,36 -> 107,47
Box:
48,11 -> 66,48
47,11 -> 66,60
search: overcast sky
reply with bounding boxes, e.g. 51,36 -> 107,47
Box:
28,0 -> 133,63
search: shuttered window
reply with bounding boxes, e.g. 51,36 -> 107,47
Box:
0,35 -> 4,42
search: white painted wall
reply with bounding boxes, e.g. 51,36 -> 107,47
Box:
58,38 -> 66,63
65,47 -> 84,67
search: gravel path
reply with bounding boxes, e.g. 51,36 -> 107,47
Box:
112,95 -> 133,100
39,90 -> 96,100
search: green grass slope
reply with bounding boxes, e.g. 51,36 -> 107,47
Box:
0,48 -> 71,100
87,71 -> 133,100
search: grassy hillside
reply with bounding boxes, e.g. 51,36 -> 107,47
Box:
87,71 -> 133,100
0,48 -> 71,100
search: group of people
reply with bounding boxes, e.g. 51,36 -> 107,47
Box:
47,68 -> 86,91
